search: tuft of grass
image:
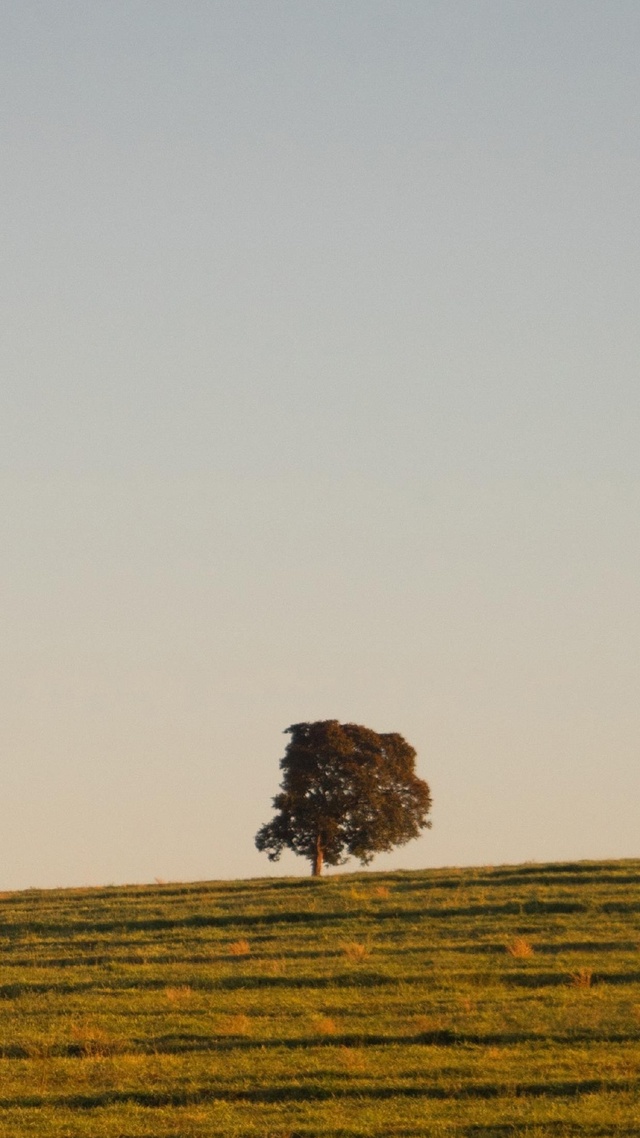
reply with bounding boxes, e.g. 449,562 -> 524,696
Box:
228,938 -> 251,956
506,936 -> 534,957
313,1015 -> 338,1035
412,1014 -> 448,1036
165,985 -> 192,1004
340,1045 -> 366,1071
69,1023 -> 120,1058
571,966 -> 594,987
262,957 -> 286,975
373,884 -> 391,898
220,1013 -> 251,1036
342,941 -> 369,963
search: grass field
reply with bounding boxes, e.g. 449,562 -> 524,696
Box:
1,860 -> 639,1136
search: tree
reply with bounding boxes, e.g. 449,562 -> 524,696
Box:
255,720 -> 432,876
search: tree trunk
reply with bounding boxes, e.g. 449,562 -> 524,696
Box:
312,838 -> 324,877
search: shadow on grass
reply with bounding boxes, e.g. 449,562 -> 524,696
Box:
464,1128 -> 640,1137
3,953 -> 229,969
476,872 -> 640,888
0,909 -> 346,938
8,937 -> 636,968
487,862 -> 638,878
6,1026 -> 640,1059
505,970 -> 640,988
0,1076 -> 636,1109
0,970 -> 394,1000
452,941 -> 640,955
0,897 -> 601,941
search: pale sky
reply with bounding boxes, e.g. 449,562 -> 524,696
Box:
1,0 -> 639,890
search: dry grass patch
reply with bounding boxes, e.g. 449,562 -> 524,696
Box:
69,1023 -> 121,1059
340,1046 -> 366,1072
412,1014 -> 448,1036
23,1036 -> 56,1061
342,941 -> 369,963
347,885 -> 367,905
313,1015 -> 338,1035
165,985 -> 192,1005
571,967 -> 593,988
262,957 -> 286,975
373,884 -> 391,899
506,937 -> 534,958
220,1014 -> 252,1036
228,938 -> 251,956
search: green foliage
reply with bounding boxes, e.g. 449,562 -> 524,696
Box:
255,720 -> 432,874
0,860 -> 639,1134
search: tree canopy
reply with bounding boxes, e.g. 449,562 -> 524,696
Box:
255,720 -> 432,875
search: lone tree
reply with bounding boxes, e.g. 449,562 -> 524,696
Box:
255,720 -> 432,876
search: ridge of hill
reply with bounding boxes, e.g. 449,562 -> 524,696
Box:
1,859 -> 639,1136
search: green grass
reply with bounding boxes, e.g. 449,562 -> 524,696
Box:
1,860 -> 640,1136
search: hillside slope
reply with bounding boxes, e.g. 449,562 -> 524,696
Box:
1,860 -> 639,1136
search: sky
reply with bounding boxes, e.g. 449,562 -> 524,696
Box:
1,0 -> 639,890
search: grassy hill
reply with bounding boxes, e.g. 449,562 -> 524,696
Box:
1,860 -> 639,1136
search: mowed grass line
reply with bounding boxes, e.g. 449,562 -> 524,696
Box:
0,861 -> 639,1135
